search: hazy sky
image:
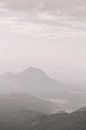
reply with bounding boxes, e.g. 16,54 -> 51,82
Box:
0,0 -> 86,83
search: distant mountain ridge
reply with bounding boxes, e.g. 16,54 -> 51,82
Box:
17,67 -> 49,79
0,67 -> 67,95
0,67 -> 86,112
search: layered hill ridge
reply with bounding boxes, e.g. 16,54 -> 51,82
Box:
0,93 -> 59,114
0,67 -> 86,112
0,67 -> 62,114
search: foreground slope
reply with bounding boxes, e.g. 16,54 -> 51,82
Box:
0,108 -> 86,130
30,108 -> 86,130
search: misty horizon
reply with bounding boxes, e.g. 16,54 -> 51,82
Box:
0,0 -> 86,129
0,0 -> 86,84
0,62 -> 86,85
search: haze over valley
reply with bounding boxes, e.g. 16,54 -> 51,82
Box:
0,0 -> 86,129
0,67 -> 86,113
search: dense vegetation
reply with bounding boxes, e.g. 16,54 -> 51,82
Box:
30,109 -> 86,130
0,108 -> 86,130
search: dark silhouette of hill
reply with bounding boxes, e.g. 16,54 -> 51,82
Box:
29,108 -> 86,130
0,108 -> 86,130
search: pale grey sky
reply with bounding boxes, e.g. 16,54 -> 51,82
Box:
0,0 -> 86,83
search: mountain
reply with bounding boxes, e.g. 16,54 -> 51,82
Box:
0,68 -> 65,101
0,67 -> 63,114
0,67 -> 68,99
16,67 -> 68,95
0,67 -> 86,112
